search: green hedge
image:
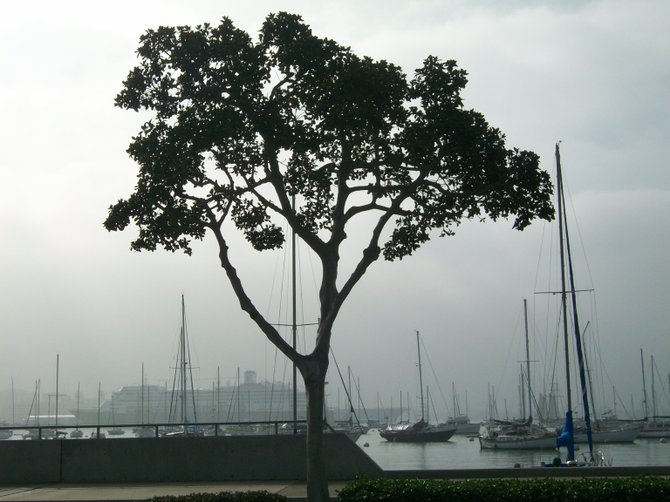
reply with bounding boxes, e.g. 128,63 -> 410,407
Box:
149,491 -> 286,502
337,477 -> 670,501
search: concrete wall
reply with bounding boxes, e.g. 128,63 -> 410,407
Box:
0,434 -> 382,484
0,440 -> 61,484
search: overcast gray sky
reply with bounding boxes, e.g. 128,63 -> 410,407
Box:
1,0 -> 668,422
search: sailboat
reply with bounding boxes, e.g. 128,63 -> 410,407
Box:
69,382 -> 84,438
439,383 -> 479,435
0,379 -> 14,439
134,363 -> 155,438
380,332 -> 456,442
479,299 -> 557,449
638,350 -> 670,438
163,295 -> 203,437
544,142 -> 604,465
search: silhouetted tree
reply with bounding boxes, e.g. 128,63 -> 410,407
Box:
105,12 -> 553,501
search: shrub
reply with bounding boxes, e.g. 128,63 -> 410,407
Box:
336,477 -> 670,502
149,491 -> 286,502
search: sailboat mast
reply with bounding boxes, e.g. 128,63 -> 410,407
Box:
291,194 -> 298,434
55,354 -> 60,429
141,362 -> 145,424
561,161 -> 594,459
452,382 -> 456,420
416,331 -> 425,421
651,354 -> 657,419
556,143 -> 594,461
181,295 -> 187,423
11,377 -> 15,425
76,382 -> 80,427
523,299 -> 532,420
556,144 -> 574,425
97,382 -> 101,426
640,348 -> 649,419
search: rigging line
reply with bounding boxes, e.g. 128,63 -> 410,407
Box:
494,305 -> 525,411
519,365 -> 545,422
225,370 -> 238,422
168,322 -> 182,423
652,359 -> 670,413
563,169 -> 598,292
349,369 -> 371,422
263,223 -> 285,397
296,240 -> 309,354
418,335 -> 452,419
185,314 -> 199,423
279,345 -> 290,417
328,348 -> 361,426
268,340 -> 279,421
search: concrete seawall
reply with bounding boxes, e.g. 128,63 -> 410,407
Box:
0,434 -> 383,484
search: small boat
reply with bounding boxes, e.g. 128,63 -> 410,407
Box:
107,427 -> 124,436
23,428 -> 59,440
639,419 -> 670,438
441,415 -> 480,435
442,384 -> 480,434
134,426 -> 155,438
69,429 -> 84,438
574,422 -> 640,443
479,418 -> 557,450
380,418 -> 456,442
380,332 -> 456,443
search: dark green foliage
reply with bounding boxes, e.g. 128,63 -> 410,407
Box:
106,12 -> 553,259
337,477 -> 670,502
149,491 -> 286,502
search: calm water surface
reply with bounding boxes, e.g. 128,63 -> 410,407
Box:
356,430 -> 670,469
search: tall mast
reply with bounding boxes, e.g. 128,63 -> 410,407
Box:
217,366 -> 221,422
651,354 -> 657,419
556,143 -> 575,461
55,354 -> 60,429
141,362 -> 145,424
523,299 -> 532,420
76,382 -> 80,427
640,348 -> 649,419
291,194 -> 298,434
348,366 -> 353,422
11,377 -> 15,425
97,382 -> 101,426
416,331 -> 425,421
181,295 -> 187,423
561,151 -> 593,459
452,382 -> 456,419
556,142 -> 593,461
556,143 -> 573,425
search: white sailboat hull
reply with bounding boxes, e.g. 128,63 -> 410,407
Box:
479,434 -> 557,450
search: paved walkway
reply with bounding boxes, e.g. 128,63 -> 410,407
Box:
0,481 -> 349,501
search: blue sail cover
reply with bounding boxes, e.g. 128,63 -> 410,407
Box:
556,411 -> 575,460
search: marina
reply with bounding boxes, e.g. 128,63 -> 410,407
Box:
2,422 -> 669,470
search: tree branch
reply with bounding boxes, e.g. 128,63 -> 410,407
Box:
205,208 -> 300,363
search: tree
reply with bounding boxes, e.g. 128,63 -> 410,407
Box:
105,12 -> 554,501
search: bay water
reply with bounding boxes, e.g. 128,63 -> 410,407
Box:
356,430 -> 670,469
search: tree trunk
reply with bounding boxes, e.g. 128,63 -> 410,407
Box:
303,361 -> 329,501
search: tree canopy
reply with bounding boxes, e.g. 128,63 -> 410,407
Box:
106,12 -> 553,500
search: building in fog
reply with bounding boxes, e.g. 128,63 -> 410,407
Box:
70,371 -> 307,425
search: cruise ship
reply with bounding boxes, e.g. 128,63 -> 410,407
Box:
71,371 -> 307,425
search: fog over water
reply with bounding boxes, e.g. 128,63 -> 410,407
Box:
1,1 -> 669,424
